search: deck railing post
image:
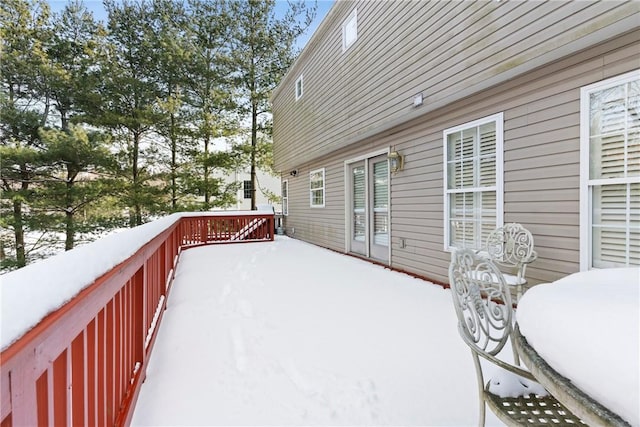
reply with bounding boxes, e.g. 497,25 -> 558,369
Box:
6,352 -> 39,426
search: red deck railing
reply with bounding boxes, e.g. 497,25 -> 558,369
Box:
0,212 -> 274,427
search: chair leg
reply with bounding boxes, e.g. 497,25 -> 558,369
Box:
478,399 -> 486,427
471,353 -> 487,427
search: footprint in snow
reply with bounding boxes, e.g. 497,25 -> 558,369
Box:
237,300 -> 253,318
283,359 -> 319,398
219,283 -> 232,304
230,326 -> 247,373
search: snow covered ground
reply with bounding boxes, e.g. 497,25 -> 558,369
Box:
131,236 -> 506,426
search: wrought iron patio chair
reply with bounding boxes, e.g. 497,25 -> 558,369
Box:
482,223 -> 537,302
448,249 -> 585,427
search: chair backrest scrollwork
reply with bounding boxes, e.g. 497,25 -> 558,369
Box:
448,249 -> 513,357
486,223 -> 535,269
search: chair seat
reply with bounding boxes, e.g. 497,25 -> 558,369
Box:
486,369 -> 546,398
503,274 -> 526,286
484,389 -> 586,426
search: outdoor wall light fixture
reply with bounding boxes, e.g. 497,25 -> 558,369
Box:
413,93 -> 423,107
388,151 -> 404,173
290,169 -> 298,177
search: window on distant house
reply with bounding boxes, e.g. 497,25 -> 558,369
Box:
342,8 -> 357,52
444,113 -> 504,251
243,180 -> 252,199
295,75 -> 303,100
580,70 -> 640,270
310,168 -> 325,208
282,180 -> 289,216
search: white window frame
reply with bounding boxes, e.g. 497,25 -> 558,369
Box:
243,180 -> 252,199
579,69 -> 640,271
310,168 -> 325,208
342,8 -> 357,52
282,179 -> 289,216
443,112 -> 504,252
295,75 -> 303,100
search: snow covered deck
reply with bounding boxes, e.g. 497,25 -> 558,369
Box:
130,237 -> 497,426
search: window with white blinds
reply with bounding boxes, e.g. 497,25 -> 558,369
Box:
282,180 -> 288,216
444,113 -> 504,251
580,70 -> 640,269
310,168 -> 325,208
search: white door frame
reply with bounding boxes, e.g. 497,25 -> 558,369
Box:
344,148 -> 390,263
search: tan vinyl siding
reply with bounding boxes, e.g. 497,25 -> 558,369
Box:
273,1 -> 638,173
283,162 -> 344,251
280,31 -> 640,286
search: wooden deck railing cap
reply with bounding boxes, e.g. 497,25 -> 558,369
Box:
1,210 -> 272,352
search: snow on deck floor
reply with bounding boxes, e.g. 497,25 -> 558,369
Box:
131,236 -> 503,426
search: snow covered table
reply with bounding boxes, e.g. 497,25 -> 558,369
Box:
514,268 -> 640,427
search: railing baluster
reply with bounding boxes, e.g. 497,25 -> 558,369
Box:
97,309 -> 106,426
123,282 -> 131,409
53,349 -> 67,425
116,290 -> 124,416
86,319 -> 97,427
106,300 -> 115,426
71,332 -> 85,426
36,371 -> 49,425
134,268 -> 144,366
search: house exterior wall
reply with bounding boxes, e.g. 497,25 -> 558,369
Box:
272,1 -> 639,174
277,28 -> 639,286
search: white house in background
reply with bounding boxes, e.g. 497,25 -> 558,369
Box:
209,135 -> 282,213
228,168 -> 282,212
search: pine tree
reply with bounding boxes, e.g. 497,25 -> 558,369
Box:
38,2 -> 117,250
183,0 -> 238,210
148,0 -> 191,211
93,0 -> 165,227
37,126 -> 114,250
0,0 -> 52,268
45,0 -> 106,132
227,0 -> 314,209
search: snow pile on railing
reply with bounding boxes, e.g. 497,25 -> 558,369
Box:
0,211 -> 270,352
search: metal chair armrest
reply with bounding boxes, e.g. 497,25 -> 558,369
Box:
476,350 -> 537,383
459,329 -> 536,382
